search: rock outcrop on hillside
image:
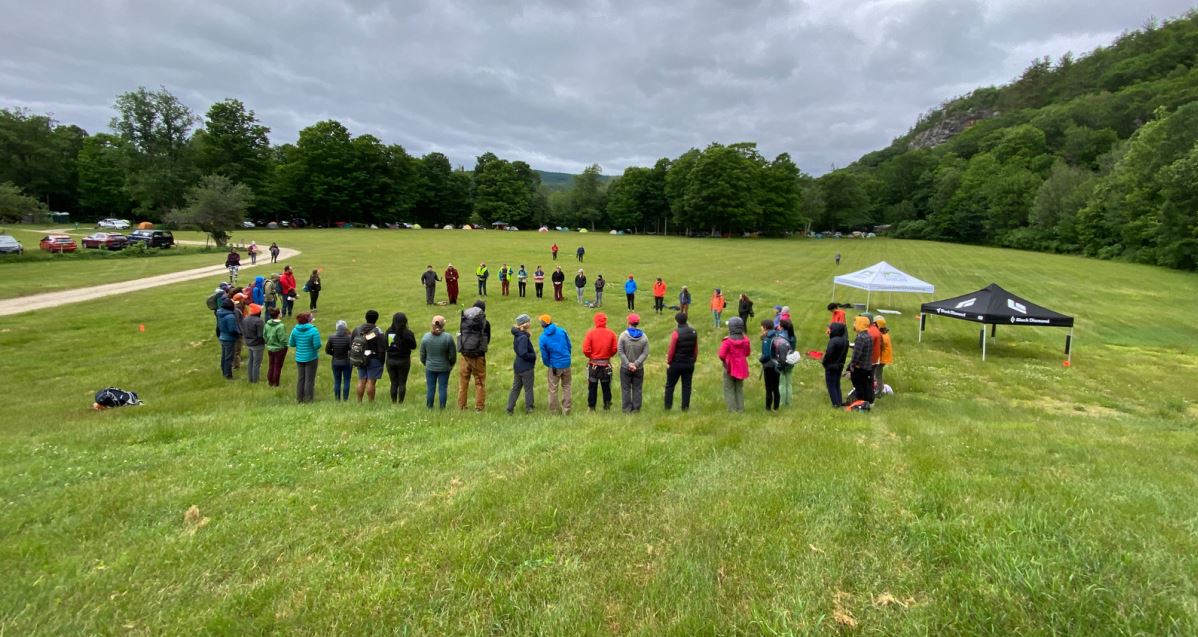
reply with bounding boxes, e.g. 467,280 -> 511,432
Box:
908,108 -> 999,149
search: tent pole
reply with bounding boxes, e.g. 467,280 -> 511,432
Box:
981,328 -> 987,361
919,313 -> 925,343
1066,326 -> 1074,364
991,323 -> 996,339
866,289 -> 871,312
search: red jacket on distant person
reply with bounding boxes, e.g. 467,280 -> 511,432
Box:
279,271 -> 297,296
868,324 -> 882,366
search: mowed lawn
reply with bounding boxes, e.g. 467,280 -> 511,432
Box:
1,230 -> 1196,636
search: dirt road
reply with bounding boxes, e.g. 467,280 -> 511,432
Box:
0,248 -> 301,317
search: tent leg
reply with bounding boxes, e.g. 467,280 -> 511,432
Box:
991,323 -> 997,339
866,289 -> 871,312
919,313 -> 925,343
981,328 -> 987,361
1066,327 -> 1073,363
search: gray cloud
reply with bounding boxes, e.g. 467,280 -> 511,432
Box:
0,0 -> 1193,175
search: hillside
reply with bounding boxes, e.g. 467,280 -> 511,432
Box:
536,169 -> 614,189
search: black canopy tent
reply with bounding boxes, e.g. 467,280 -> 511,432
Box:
919,283 -> 1075,362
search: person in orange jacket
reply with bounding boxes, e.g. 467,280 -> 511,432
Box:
710,288 -> 726,328
652,277 -> 667,314
581,312 -> 619,410
874,315 -> 893,393
867,315 -> 883,393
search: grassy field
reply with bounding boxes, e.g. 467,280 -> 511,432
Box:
1,229 -> 1196,635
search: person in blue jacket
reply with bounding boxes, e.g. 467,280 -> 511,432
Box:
538,314 -> 573,415
506,314 -> 537,414
288,312 -> 323,403
624,274 -> 637,311
216,298 -> 241,379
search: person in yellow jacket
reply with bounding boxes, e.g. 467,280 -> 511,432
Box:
873,315 -> 894,392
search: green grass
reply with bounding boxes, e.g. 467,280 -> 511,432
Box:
1,230 -> 1197,635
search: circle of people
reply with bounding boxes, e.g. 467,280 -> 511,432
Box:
210,248 -> 895,413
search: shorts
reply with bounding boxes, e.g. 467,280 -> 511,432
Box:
357,359 -> 384,380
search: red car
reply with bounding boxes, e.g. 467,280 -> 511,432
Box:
82,232 -> 128,250
39,234 -> 77,253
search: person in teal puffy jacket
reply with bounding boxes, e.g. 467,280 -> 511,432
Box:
288,312 -> 322,403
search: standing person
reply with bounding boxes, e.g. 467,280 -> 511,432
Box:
874,316 -> 893,393
248,240 -> 258,265
827,302 -> 846,330
325,319 -> 353,401
574,269 -> 587,304
517,265 -> 528,298
848,315 -> 875,407
445,263 -> 460,305
264,274 -> 279,316
534,266 -> 545,299
581,312 -> 618,411
225,248 -> 241,285
216,298 -> 241,379
242,304 -> 266,384
538,315 -> 572,415
664,312 -> 698,411
419,315 -> 457,409
738,294 -> 755,325
421,265 -> 441,305
617,314 -> 649,413
352,310 -> 387,403
506,314 -> 537,414
717,317 -> 751,412
279,266 -> 297,318
551,243 -> 559,261
269,242 -> 280,263
231,299 -> 246,370
264,308 -> 287,387
386,312 -> 417,404
594,274 -> 606,308
778,318 -> 797,406
710,288 -> 726,328
868,315 -> 883,394
475,262 -> 489,296
457,301 -> 491,411
822,322 -> 848,407
624,275 -> 637,310
306,269 -> 321,311
251,275 -> 265,306
678,286 -> 692,316
652,278 -> 667,315
759,320 -> 782,412
499,263 -> 511,296
288,312 -> 322,403
551,266 -> 565,301
835,252 -> 841,266
576,245 -> 585,262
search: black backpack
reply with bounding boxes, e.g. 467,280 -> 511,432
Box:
349,327 -> 380,368
95,387 -> 142,408
770,334 -> 793,370
458,307 -> 488,357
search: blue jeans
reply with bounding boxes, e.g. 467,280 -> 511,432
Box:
426,369 -> 450,408
332,361 -> 352,400
220,340 -> 235,378
712,310 -> 722,327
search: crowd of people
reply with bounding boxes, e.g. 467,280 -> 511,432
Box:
208,252 -> 897,412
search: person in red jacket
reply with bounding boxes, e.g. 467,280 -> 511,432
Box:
551,243 -> 559,261
445,263 -> 460,305
581,312 -> 618,410
652,278 -> 667,314
278,266 -> 298,317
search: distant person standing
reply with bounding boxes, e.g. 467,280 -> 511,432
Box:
678,286 -> 692,316
653,278 -> 667,315
778,318 -> 797,406
475,262 -> 489,296
574,269 -> 587,303
617,313 -> 649,413
664,312 -> 698,411
499,263 -> 511,296
288,312 -> 322,403
551,243 -> 559,261
264,308 -> 287,387
822,322 -> 848,407
710,288 -> 726,328
848,315 -> 875,407
582,312 -> 618,411
534,266 -> 545,299
835,252 -> 841,266
216,298 -> 240,379
248,240 -> 258,265
325,319 -> 353,401
225,248 -> 241,285
624,275 -> 637,310
506,314 -> 537,414
269,242 -> 280,263
419,315 -> 456,409
717,317 -> 751,412
576,245 -> 585,262
279,266 -> 297,318
517,265 -> 528,298
445,263 -> 460,305
241,304 -> 266,384
306,269 -> 321,311
538,314 -> 573,415
594,274 -> 606,308
758,320 -> 782,412
351,310 -> 387,403
421,265 -> 441,305
385,312 -> 417,404
874,316 -> 893,393
457,301 -> 491,411
738,293 -> 754,325
551,266 -> 565,301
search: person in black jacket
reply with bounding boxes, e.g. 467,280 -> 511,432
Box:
822,322 -> 848,407
847,315 -> 874,407
307,269 -> 322,311
664,312 -> 698,411
551,266 -> 566,302
352,310 -> 388,403
421,265 -> 441,305
574,269 -> 587,304
738,294 -> 755,324
325,320 -> 353,400
386,312 -> 418,403
507,314 -> 537,414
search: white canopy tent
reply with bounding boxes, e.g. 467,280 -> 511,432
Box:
832,261 -> 935,310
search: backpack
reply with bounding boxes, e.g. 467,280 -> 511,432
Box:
349,328 -> 378,367
94,387 -> 143,409
206,291 -> 221,311
770,334 -> 793,370
458,307 -> 488,356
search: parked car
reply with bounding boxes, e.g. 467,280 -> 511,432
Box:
241,220 -> 256,228
127,229 -> 175,248
40,234 -> 77,253
290,218 -> 308,228
0,235 -> 23,254
96,218 -> 131,230
82,232 -> 129,250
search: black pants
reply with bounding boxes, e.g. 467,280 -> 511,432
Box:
577,253 -> 583,262
478,280 -> 487,296
309,291 -> 319,310
535,282 -> 543,298
763,366 -> 780,411
296,359 -> 318,403
824,365 -> 844,407
626,293 -> 635,310
850,367 -> 875,404
587,363 -> 612,409
388,358 -> 411,403
654,296 -> 664,313
664,364 -> 694,411
425,285 -> 435,305
282,296 -> 294,317
518,281 -> 526,297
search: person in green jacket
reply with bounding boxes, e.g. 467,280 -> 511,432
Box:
476,262 -> 489,296
419,315 -> 457,408
287,312 -> 322,403
263,308 -> 288,387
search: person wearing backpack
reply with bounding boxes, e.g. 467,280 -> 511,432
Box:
538,314 -> 573,415
325,319 -> 353,401
386,312 -> 418,404
206,285 -> 227,315
288,312 -> 322,403
445,263 -> 460,305
517,265 -> 528,298
582,312 -> 618,411
594,274 -> 606,308
664,312 -> 698,411
534,266 -> 545,299
758,320 -> 786,411
848,315 -> 875,407
822,322 -> 848,408
778,318 -> 798,406
475,262 -> 489,297
624,275 -> 637,310
506,314 -> 537,414
457,300 -> 491,411
710,288 -> 726,328
264,274 -> 279,316
574,269 -> 587,304
717,316 -> 751,412
351,309 -> 387,402
421,265 -> 441,305
242,304 -> 266,384
653,278 -> 667,314
419,315 -> 456,409
306,269 -> 321,311
264,308 -> 288,387
618,313 -> 650,413
551,266 -> 565,301
269,242 -> 280,263
499,263 -> 511,296
216,298 -> 241,379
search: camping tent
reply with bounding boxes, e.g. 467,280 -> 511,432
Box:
919,283 -> 1075,361
539,226 -> 549,233
832,261 -> 935,310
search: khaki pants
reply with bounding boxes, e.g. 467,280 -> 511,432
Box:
547,367 -> 572,415
458,355 -> 486,410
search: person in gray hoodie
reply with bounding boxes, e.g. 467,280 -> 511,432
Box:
506,314 -> 537,414
617,313 -> 650,413
241,305 -> 266,383
419,315 -> 457,408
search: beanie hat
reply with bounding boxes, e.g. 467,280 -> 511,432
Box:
627,313 -> 640,326
515,314 -> 531,326
539,314 -> 552,326
675,311 -> 688,324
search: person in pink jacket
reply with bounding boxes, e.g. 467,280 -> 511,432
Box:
717,316 -> 751,412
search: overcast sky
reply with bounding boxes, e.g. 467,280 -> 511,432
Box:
1,0 -> 1193,175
